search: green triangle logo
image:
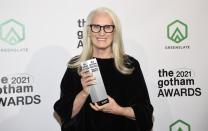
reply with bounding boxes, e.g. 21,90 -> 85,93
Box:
171,27 -> 185,43
0,19 -> 25,45
169,119 -> 191,131
5,27 -> 21,45
167,20 -> 188,44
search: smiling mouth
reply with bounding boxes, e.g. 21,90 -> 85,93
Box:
97,38 -> 107,41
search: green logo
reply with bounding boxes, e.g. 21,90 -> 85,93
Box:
0,19 -> 25,45
167,20 -> 188,43
170,120 -> 191,131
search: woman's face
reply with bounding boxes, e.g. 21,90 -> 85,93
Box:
88,12 -> 114,51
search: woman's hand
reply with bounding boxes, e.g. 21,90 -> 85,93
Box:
80,69 -> 96,95
89,95 -> 122,116
89,95 -> 136,120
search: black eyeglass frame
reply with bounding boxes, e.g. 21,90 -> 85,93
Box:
88,24 -> 115,33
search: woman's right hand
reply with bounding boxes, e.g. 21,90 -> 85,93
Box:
80,69 -> 96,95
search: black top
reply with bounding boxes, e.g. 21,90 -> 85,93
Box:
54,56 -> 154,131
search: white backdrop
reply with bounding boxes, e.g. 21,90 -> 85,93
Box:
0,0 -> 208,131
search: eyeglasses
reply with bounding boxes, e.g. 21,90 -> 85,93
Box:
88,24 -> 115,33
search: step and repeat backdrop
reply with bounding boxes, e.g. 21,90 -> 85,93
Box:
0,0 -> 207,131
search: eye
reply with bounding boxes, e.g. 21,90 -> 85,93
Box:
105,25 -> 111,29
93,24 -> 100,29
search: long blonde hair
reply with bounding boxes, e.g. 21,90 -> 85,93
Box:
68,7 -> 134,75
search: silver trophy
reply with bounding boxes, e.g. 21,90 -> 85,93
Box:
81,58 -> 109,105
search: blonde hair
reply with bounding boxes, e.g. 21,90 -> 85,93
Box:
68,7 -> 134,75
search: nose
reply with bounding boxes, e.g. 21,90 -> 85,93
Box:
98,27 -> 105,36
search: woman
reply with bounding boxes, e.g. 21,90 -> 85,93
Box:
54,7 -> 154,131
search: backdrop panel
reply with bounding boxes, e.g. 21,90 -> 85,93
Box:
0,0 -> 207,131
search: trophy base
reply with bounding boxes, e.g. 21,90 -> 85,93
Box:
96,98 -> 109,106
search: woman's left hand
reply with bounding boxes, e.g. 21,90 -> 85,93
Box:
89,95 -> 122,115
